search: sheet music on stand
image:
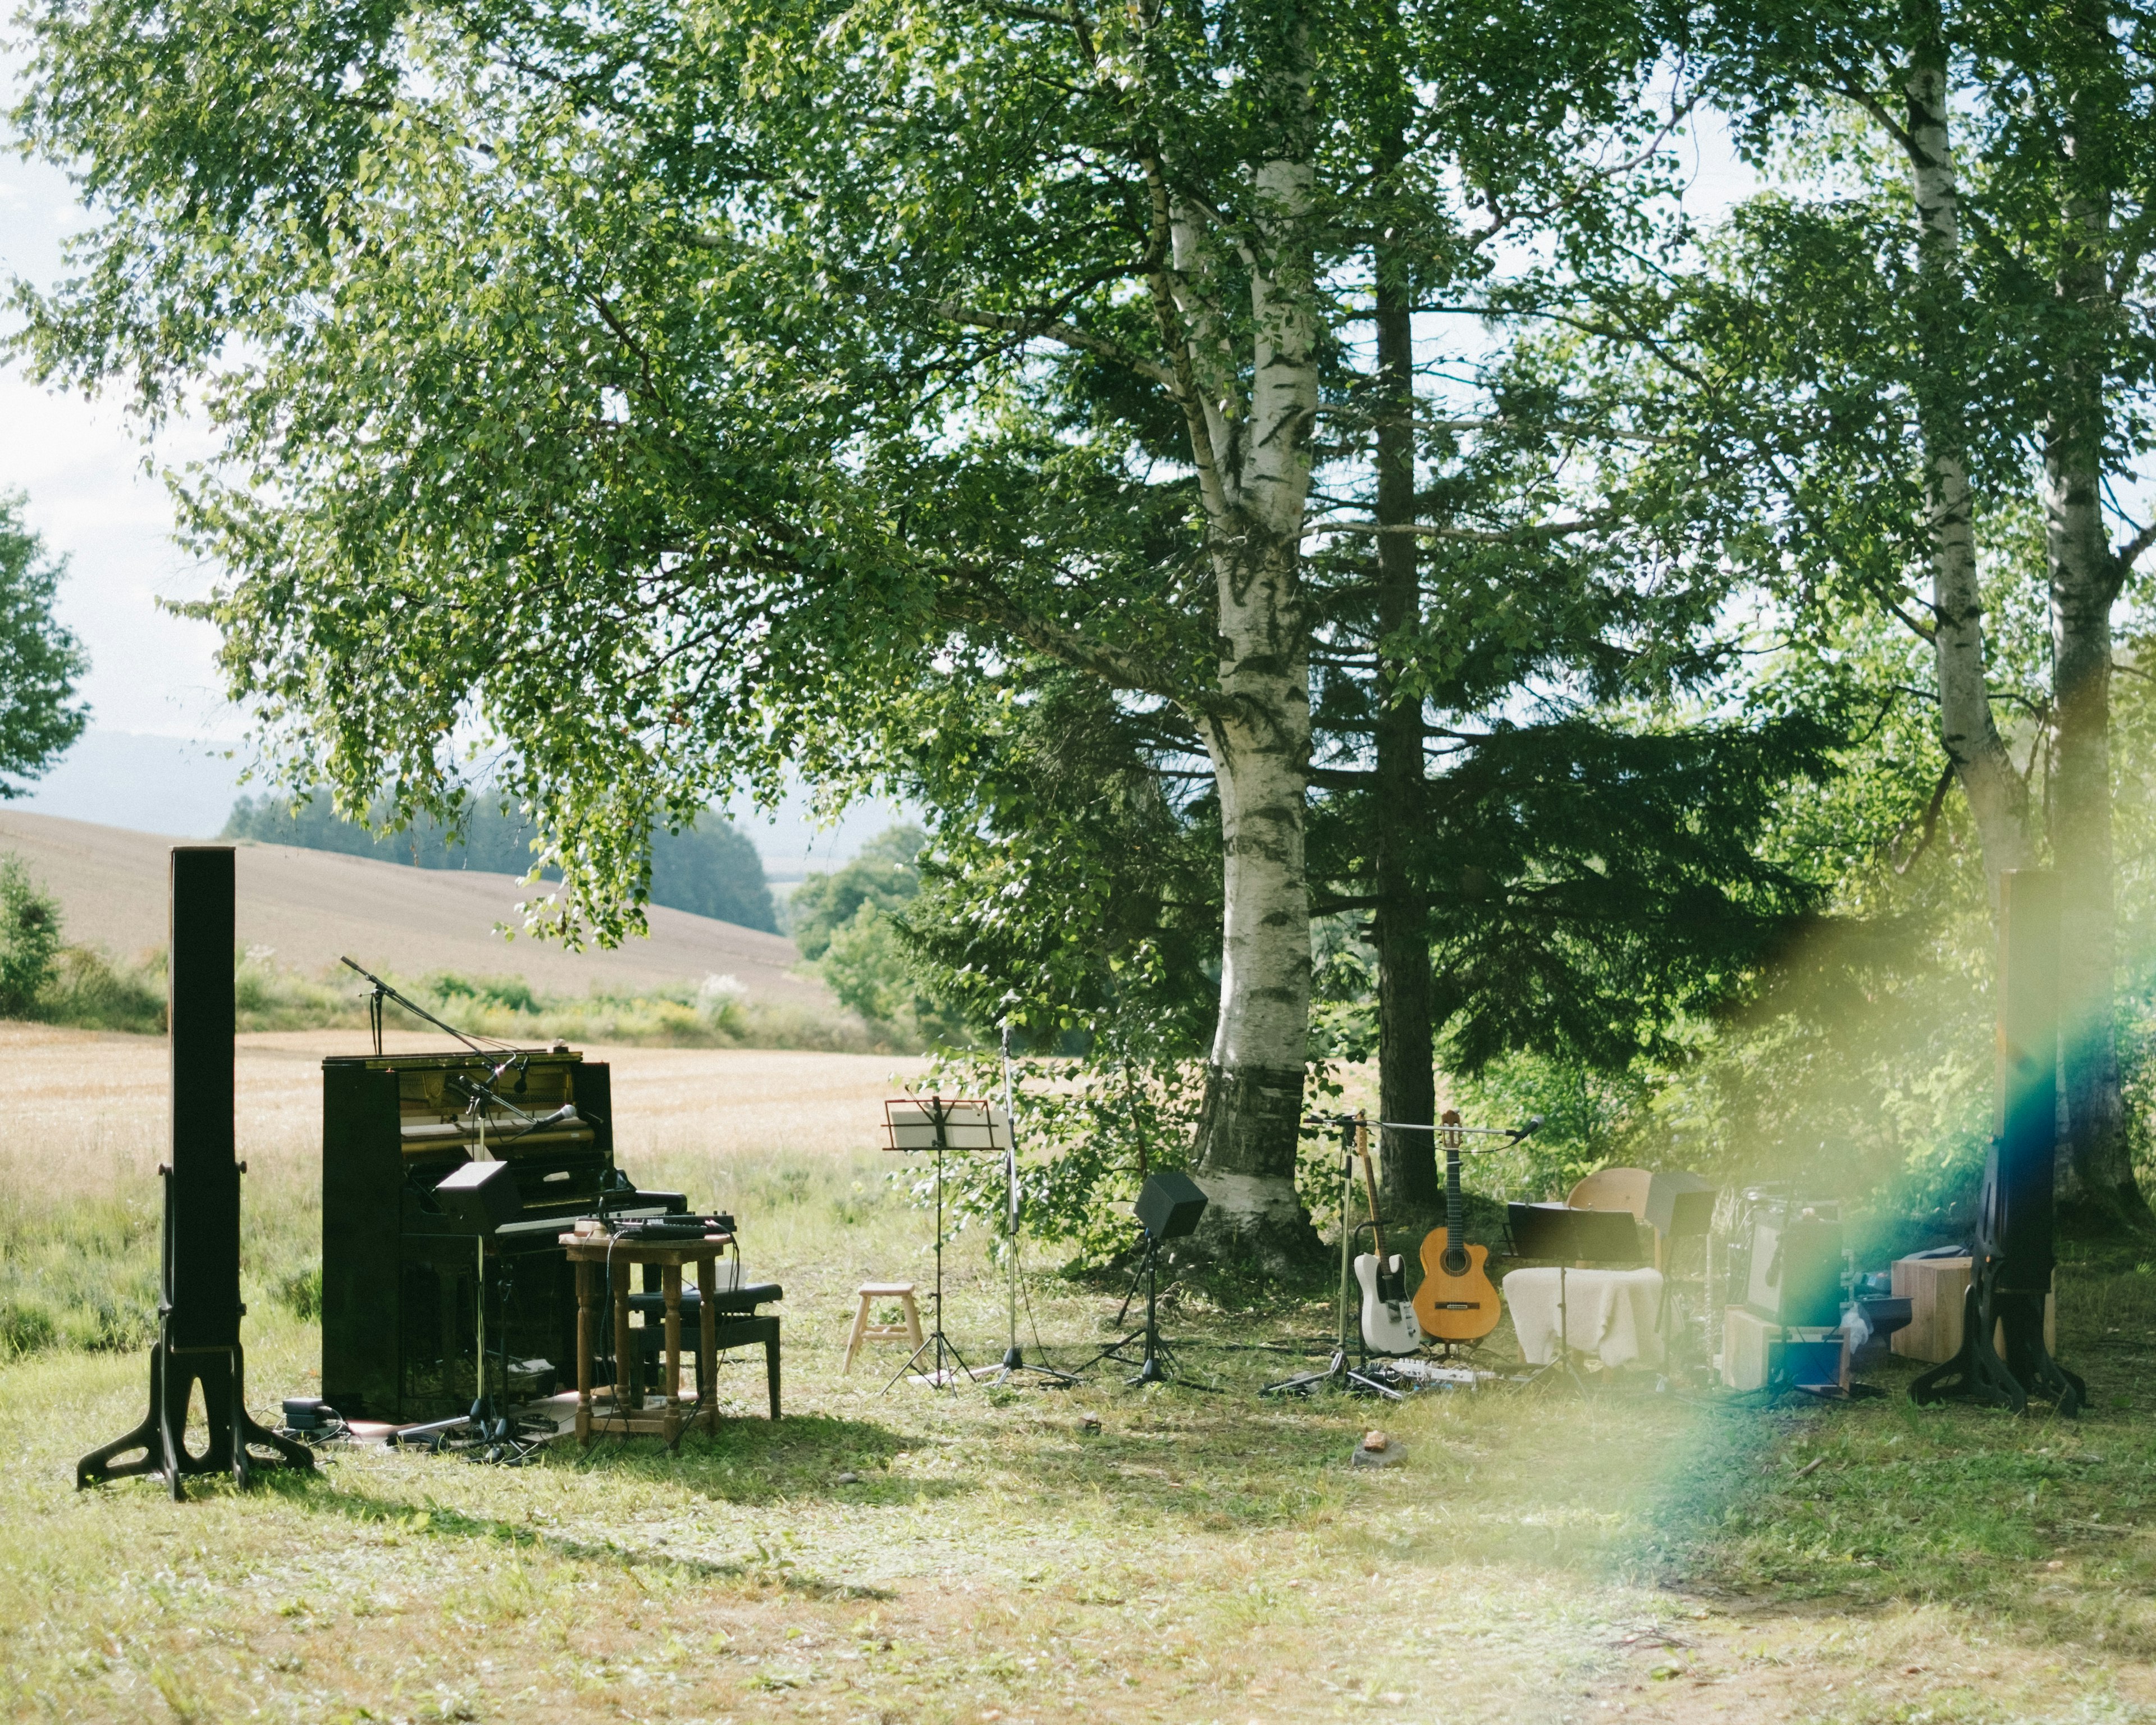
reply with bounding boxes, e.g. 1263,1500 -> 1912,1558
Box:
881,1097 -> 1011,1156
879,1096 -> 1009,1388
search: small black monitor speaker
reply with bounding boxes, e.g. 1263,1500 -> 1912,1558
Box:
435,1158 -> 522,1235
1135,1171 -> 1208,1241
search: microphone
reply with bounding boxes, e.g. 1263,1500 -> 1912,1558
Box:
1513,1116 -> 1545,1142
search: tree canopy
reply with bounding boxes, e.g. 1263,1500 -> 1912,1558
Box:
15,0 -> 2156,1244
0,496 -> 88,801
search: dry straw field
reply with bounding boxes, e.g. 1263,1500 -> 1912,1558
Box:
2,1021 -> 2154,1724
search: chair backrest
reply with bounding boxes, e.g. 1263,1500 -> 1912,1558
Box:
1566,1165 -> 1653,1223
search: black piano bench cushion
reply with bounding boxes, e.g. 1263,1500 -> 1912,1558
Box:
624,1283 -> 783,1320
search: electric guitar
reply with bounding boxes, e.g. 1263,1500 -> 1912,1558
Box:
1413,1108 -> 1502,1343
1350,1115 -> 1424,1357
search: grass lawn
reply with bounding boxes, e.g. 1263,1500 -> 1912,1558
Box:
3,1029 -> 2154,1723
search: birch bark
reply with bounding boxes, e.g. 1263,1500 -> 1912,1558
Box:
2042,0 -> 2144,1223
1164,118 -> 1326,1265
1904,36 -> 2031,892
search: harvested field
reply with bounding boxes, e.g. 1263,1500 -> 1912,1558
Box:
1,1024 -> 2151,1724
0,809 -> 825,1003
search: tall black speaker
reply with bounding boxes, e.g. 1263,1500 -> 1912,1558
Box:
1913,869 -> 2084,1414
77,848 -> 314,1493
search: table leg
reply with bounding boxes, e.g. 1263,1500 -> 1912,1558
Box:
698,1255 -> 718,1436
575,1258 -> 593,1448
663,1263 -> 683,1450
613,1277 -> 635,1420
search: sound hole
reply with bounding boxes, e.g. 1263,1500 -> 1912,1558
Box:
1442,1247 -> 1469,1278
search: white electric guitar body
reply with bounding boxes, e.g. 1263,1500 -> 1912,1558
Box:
1354,1252 -> 1425,1357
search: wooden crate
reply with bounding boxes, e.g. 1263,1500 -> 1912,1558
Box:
1890,1256 -> 2055,1363
1721,1306 -> 1779,1390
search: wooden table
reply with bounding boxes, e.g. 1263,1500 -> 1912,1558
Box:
560,1232 -> 733,1449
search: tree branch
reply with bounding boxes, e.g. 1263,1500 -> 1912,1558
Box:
933,300 -> 1175,386
1308,514 -> 1610,542
934,567 -> 1225,714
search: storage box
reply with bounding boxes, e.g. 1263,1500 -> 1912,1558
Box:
1721,1305 -> 1779,1390
1890,1256 -> 2055,1363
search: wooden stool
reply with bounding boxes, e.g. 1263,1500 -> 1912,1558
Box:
844,1282 -> 923,1372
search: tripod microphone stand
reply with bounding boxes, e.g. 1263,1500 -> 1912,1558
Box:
980,1027 -> 1080,1388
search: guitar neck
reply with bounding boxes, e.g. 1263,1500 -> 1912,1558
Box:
1355,1117 -> 1385,1261
1442,1108 -> 1464,1240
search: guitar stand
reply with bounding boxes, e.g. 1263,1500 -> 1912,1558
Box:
1264,1125 -> 1413,1400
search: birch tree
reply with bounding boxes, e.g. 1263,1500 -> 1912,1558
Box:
1683,0 -> 2156,1226
10,0 -> 1669,1262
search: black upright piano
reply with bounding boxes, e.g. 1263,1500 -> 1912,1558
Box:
321,1047 -> 681,1421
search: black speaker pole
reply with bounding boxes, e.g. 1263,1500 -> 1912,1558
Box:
79,848 -> 314,1494
1913,869 -> 2086,1414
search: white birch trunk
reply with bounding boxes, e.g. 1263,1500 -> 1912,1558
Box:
2042,15 -> 2143,1220
1906,42 -> 2030,893
1172,133 -> 1325,1266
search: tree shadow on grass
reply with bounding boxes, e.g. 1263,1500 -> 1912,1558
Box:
254,1453 -> 903,1599
554,1411 -> 967,1508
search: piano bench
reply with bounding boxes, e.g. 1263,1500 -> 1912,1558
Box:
628,1286 -> 783,1420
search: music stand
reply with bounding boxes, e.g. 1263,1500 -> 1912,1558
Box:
882,1095 -> 1006,1389
1654,1185 -> 1716,1349
1506,1203 -> 1645,1390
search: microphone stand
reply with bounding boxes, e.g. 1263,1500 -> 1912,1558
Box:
980,1025 -> 1080,1386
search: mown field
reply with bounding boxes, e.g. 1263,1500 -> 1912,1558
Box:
2,1023 -> 2154,1724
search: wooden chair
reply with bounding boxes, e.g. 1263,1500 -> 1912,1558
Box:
1566,1166 -> 1653,1221
844,1282 -> 924,1373
1565,1166 -> 1655,1269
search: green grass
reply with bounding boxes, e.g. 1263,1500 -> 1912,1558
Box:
4,1143 -> 2154,1722
21,944 -> 887,1049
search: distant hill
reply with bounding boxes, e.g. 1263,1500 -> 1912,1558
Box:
11,723 -> 921,884
222,794 -> 779,934
0,809 -> 822,1003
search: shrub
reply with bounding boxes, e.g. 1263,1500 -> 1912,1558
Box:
37,945 -> 166,1033
276,1265 -> 322,1321
0,1299 -> 58,1358
0,854 -> 62,1016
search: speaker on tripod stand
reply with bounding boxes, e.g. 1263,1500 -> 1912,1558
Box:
1093,1172 -> 1208,1385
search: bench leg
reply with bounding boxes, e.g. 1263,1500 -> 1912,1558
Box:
766,1333 -> 782,1421
843,1295 -> 869,1374
699,1257 -> 718,1436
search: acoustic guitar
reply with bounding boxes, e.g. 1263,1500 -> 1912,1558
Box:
1349,1115 -> 1423,1357
1413,1108 -> 1501,1343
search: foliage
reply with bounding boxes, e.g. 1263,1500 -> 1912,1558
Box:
35,944 -> 166,1034
0,495 -> 88,799
0,855 -> 63,1017
225,795 -> 779,933
920,1044 -> 1212,1268
787,825 -> 925,961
